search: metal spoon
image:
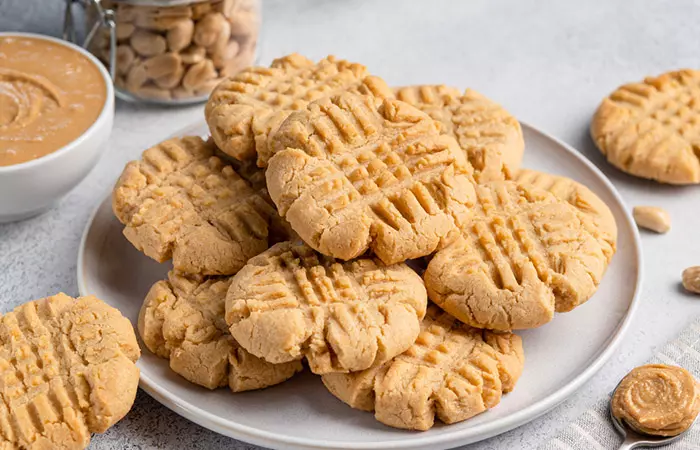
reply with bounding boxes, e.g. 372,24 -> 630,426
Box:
610,380 -> 695,450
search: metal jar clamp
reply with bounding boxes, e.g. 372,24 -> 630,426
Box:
63,0 -> 117,81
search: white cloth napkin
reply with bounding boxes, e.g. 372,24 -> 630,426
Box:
541,317 -> 700,450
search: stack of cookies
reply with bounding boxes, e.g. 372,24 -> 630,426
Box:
112,54 -> 618,431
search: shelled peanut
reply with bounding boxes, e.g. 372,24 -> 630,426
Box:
92,0 -> 258,102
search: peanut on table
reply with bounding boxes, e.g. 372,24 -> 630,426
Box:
682,266 -> 700,295
632,206 -> 671,234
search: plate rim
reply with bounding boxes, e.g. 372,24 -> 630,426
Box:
77,121 -> 643,450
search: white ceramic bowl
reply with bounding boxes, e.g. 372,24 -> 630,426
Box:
0,32 -> 114,223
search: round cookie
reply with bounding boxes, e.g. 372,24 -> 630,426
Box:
0,294 -> 140,450
424,180 -> 610,331
514,169 -> 617,262
266,92 -> 476,264
591,69 -> 700,184
225,242 -> 428,374
321,305 -> 524,431
139,271 -> 302,392
395,85 -> 524,183
205,53 -> 391,165
113,136 -> 293,276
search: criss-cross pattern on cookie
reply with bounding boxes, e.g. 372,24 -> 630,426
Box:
0,294 -> 140,450
321,305 -> 524,431
514,169 -> 617,263
266,93 -> 476,264
395,86 -> 524,182
139,271 -> 302,392
424,180 -> 609,331
225,242 -> 427,374
206,53 -> 390,164
394,85 -> 462,131
591,69 -> 700,184
113,136 -> 291,275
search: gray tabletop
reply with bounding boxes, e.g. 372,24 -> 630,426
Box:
2,0 -> 700,448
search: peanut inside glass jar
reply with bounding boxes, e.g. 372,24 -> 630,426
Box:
88,0 -> 259,104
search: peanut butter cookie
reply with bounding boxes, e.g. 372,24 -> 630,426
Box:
113,136 -> 292,275
205,53 -> 391,165
0,294 -> 140,450
395,85 -> 524,182
212,145 -> 295,231
424,180 -> 609,331
139,271 -> 302,391
216,148 -> 297,237
514,169 -> 617,262
591,69 -> 700,184
322,305 -> 524,431
225,242 -> 428,374
266,92 -> 476,264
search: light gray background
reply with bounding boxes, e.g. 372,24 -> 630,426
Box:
1,0 -> 700,448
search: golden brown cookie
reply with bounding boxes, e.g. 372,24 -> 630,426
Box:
0,294 -> 140,450
393,85 -> 462,129
225,242 -> 428,374
395,85 -> 524,182
266,92 -> 476,264
591,69 -> 700,184
139,271 -> 302,392
113,136 -> 292,275
424,180 -> 609,331
514,169 -> 617,262
321,305 -> 524,431
205,53 -> 391,165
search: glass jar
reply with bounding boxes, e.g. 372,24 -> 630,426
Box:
70,0 -> 259,104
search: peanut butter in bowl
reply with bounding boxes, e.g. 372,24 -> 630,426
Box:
0,35 -> 107,167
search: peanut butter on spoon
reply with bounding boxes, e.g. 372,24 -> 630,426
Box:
612,364 -> 700,437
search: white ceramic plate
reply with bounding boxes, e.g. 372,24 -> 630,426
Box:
77,121 -> 642,450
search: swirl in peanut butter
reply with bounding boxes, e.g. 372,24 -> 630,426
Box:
0,36 -> 106,166
0,69 -> 64,129
612,364 -> 700,436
